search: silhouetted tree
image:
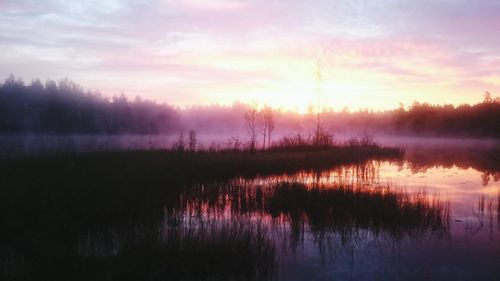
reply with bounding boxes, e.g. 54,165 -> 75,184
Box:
188,130 -> 197,152
313,60 -> 325,145
244,104 -> 259,151
1,75 -> 499,138
172,131 -> 186,152
0,75 -> 180,134
261,106 -> 275,149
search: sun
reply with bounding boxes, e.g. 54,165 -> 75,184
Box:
260,85 -> 317,113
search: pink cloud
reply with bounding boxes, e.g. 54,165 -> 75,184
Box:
2,0 -> 500,109
179,0 -> 249,11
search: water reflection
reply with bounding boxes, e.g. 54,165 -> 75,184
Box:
1,146 -> 500,280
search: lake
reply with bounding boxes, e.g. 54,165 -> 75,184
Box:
269,162 -> 499,280
0,136 -> 499,280
172,159 -> 499,280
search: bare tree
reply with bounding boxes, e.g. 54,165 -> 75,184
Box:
313,59 -> 324,145
261,108 -> 267,150
172,131 -> 186,152
267,114 -> 275,148
244,103 -> 259,151
261,106 -> 275,149
261,122 -> 267,149
188,130 -> 197,152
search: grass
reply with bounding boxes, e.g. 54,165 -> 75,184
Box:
1,219 -> 277,281
1,141 -> 402,181
267,182 -> 450,240
181,180 -> 450,241
0,174 -> 449,281
0,142 -> 403,280
0,143 -> 401,227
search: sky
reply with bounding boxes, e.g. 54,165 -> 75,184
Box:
1,0 -> 500,111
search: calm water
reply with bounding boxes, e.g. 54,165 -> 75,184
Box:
1,137 -> 499,280
271,163 -> 499,280
174,160 -> 499,280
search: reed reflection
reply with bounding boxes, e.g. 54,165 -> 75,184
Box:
1,160 -> 453,281
181,161 -> 450,254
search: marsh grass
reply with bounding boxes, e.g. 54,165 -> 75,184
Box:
0,143 -> 403,280
0,143 -> 401,228
1,140 -> 401,183
1,212 -> 276,281
266,182 -> 450,239
75,221 -> 276,281
0,172 -> 449,281
180,177 -> 450,251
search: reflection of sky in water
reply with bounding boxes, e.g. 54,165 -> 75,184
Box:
244,161 -> 500,281
177,160 -> 499,280
2,136 -> 498,280
380,163 -> 500,248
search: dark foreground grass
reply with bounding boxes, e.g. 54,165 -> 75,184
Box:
1,219 -> 276,281
0,145 -> 401,280
0,176 -> 449,281
1,143 -> 402,181
0,144 -> 401,225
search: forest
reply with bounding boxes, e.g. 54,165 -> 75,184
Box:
0,75 -> 180,134
1,75 -> 499,137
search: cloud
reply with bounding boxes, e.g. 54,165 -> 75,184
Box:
1,0 -> 499,109
178,0 -> 249,11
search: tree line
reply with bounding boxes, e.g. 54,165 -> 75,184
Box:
393,94 -> 500,137
0,75 -> 499,137
0,75 -> 180,134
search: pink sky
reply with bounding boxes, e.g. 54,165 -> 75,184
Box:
1,0 -> 500,111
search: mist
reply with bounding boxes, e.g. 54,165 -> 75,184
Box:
1,75 -> 499,142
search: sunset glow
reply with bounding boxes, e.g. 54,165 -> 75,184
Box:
1,0 -> 500,110
2,3 -> 500,279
